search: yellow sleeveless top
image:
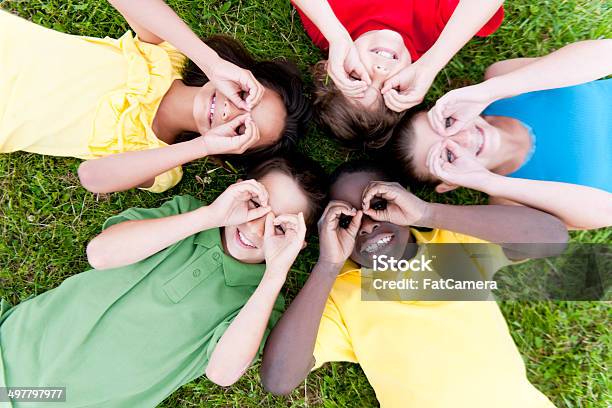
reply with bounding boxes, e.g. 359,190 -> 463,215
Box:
0,10 -> 187,192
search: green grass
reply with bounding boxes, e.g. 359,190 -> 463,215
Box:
0,0 -> 610,407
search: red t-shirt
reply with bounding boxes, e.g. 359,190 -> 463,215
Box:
292,0 -> 504,61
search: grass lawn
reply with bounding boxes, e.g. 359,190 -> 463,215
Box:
0,0 -> 610,407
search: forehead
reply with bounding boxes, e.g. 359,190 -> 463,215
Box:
258,170 -> 309,218
348,88 -> 381,110
251,89 -> 286,147
410,112 -> 441,179
330,171 -> 380,208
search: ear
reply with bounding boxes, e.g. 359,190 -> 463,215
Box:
435,182 -> 458,194
237,178 -> 243,182
301,241 -> 307,250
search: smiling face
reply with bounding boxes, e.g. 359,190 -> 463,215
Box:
330,171 -> 412,269
407,112 -> 503,181
222,170 -> 310,264
193,82 -> 287,149
352,29 -> 412,109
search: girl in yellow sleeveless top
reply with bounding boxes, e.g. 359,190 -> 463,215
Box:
0,1 -> 310,193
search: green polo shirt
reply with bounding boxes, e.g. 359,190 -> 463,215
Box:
0,195 -> 284,408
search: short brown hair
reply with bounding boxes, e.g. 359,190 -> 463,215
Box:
389,111 -> 436,186
312,61 -> 403,150
245,153 -> 327,233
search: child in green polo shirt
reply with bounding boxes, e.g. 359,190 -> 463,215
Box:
0,154 -> 326,408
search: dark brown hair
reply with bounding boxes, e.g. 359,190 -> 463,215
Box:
389,111 -> 436,186
245,153 -> 328,233
312,61 -> 403,150
180,36 -> 311,162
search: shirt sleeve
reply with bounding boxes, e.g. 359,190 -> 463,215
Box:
312,296 -> 356,369
102,194 -> 203,230
138,166 -> 183,194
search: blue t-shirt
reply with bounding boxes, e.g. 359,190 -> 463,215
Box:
483,79 -> 611,192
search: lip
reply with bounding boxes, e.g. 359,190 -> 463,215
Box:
475,126 -> 485,156
235,228 -> 257,249
370,47 -> 398,60
360,232 -> 395,254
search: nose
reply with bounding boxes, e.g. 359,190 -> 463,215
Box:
222,98 -> 246,123
449,130 -> 472,148
369,64 -> 389,89
359,217 -> 380,236
245,216 -> 266,242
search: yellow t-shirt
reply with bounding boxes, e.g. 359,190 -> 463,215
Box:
313,228 -> 555,408
0,10 -> 186,192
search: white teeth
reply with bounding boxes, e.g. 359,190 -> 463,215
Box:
375,50 -> 395,59
365,235 -> 393,253
238,231 -> 256,248
209,95 -> 216,123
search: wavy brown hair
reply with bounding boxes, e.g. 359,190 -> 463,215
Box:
312,61 -> 403,150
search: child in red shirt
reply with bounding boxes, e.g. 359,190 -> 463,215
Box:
292,0 -> 504,149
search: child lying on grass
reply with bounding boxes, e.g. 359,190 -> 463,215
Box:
390,39 -> 612,230
261,160 -> 567,407
291,0 -> 504,148
0,155 -> 325,407
0,0 -> 309,193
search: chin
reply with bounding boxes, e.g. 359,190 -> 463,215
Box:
223,226 -> 263,264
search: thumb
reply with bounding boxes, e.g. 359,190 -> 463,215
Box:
381,75 -> 400,93
443,139 -> 468,157
441,119 -> 465,136
263,212 -> 275,238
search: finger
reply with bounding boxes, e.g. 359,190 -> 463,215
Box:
361,183 -> 390,210
297,212 -> 307,241
246,204 -> 271,222
427,106 -> 446,135
236,119 -> 260,153
381,75 -> 400,94
383,91 -> 405,113
264,212 -> 275,238
442,119 -> 466,136
325,205 -> 356,230
223,113 -> 250,132
346,210 -> 363,237
236,179 -> 269,207
245,73 -> 264,110
443,139 -> 468,158
350,60 -> 372,86
328,65 -> 367,95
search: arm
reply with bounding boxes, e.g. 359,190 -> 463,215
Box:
206,213 -> 307,386
86,205 -> 218,269
482,39 -> 612,99
108,0 -> 264,109
430,39 -> 612,134
109,0 -> 219,71
78,115 -> 258,193
418,0 -> 506,76
483,57 -> 539,80
79,138 -> 207,192
292,0 -> 370,96
291,0 -> 348,45
381,0 -> 504,111
87,180 -> 271,269
206,271 -> 285,387
261,202 -> 362,395
429,139 -> 612,230
485,176 -> 612,230
361,181 -> 568,260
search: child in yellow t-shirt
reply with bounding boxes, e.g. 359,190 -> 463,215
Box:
261,160 -> 568,408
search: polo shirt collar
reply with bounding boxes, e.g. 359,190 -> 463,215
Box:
194,227 -> 266,287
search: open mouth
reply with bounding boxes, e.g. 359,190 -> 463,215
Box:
361,233 -> 394,254
209,91 -> 216,127
475,126 -> 485,156
235,228 -> 257,249
370,47 -> 398,60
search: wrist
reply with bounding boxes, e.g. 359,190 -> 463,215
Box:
195,51 -> 222,77
193,136 -> 210,157
314,259 -> 345,276
481,76 -> 513,102
412,202 -> 434,228
478,172 -> 507,196
326,25 -> 352,46
262,266 -> 290,286
417,47 -> 449,74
